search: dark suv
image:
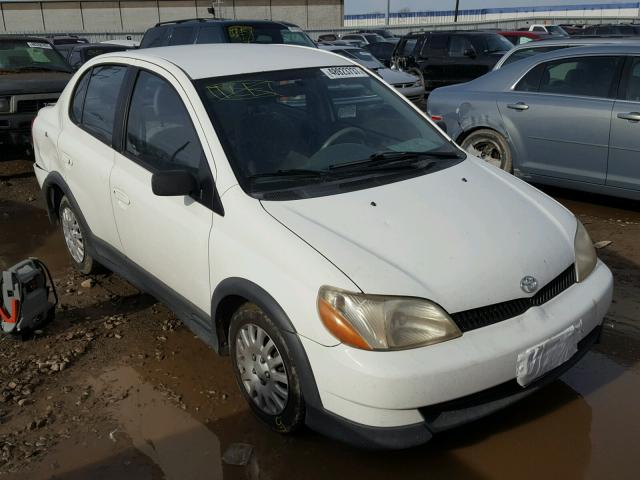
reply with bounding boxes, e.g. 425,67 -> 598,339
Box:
0,36 -> 72,154
392,31 -> 513,93
140,18 -> 315,48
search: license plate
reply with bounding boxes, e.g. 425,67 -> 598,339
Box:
516,320 -> 582,387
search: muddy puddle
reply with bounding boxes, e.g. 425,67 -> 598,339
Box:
0,200 -> 68,273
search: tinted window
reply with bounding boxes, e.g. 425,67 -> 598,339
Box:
68,49 -> 82,68
82,65 -> 127,143
421,34 -> 447,57
448,35 -> 473,57
402,38 -> 418,55
538,56 -> 621,98
169,26 -> 196,46
70,70 -> 91,123
532,26 -> 545,32
126,71 -> 202,171
225,25 -> 315,47
197,26 -> 224,44
140,27 -> 166,48
624,58 -> 640,102
515,64 -> 544,92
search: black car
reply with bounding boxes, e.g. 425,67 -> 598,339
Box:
392,31 -> 513,93
0,36 -> 72,154
353,29 -> 399,40
55,43 -> 129,70
364,41 -> 396,67
140,18 -> 315,48
575,24 -> 640,36
45,35 -> 89,45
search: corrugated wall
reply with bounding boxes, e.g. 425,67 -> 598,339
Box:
0,0 -> 344,33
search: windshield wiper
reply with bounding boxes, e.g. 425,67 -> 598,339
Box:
329,150 -> 463,172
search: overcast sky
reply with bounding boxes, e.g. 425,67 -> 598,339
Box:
345,0 -> 613,14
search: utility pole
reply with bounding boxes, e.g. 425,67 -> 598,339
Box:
386,0 -> 391,26
454,0 -> 460,22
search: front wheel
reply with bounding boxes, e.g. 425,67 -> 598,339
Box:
460,129 -> 513,173
230,303 -> 305,434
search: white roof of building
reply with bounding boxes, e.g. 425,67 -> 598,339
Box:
102,44 -> 351,79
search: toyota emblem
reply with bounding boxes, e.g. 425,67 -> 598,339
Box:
520,276 -> 538,294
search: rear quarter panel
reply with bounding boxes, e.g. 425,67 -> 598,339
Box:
32,104 -> 62,175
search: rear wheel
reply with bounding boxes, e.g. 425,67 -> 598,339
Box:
59,196 -> 99,275
461,129 -> 513,173
230,303 -> 305,433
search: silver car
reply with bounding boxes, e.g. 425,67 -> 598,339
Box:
319,45 -> 426,108
428,44 -> 640,200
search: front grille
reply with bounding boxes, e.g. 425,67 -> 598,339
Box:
16,99 -> 56,114
451,264 -> 576,333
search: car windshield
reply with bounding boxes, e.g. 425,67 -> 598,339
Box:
0,39 -> 71,72
481,34 -> 514,53
195,67 -> 464,199
335,49 -> 384,68
225,25 -> 315,47
546,25 -> 568,36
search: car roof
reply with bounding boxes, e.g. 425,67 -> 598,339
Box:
465,43 -> 640,92
405,30 -> 499,36
97,44 -> 350,79
0,35 -> 52,43
152,18 -> 297,28
507,36 -> 640,52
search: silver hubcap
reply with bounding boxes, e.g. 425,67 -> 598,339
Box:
61,207 -> 85,263
235,323 -> 289,415
465,138 -> 504,169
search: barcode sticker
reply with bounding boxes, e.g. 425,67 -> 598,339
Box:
321,66 -> 368,80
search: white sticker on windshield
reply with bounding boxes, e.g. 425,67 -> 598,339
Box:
321,66 -> 368,80
27,42 -> 52,49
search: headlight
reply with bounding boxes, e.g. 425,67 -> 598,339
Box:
317,286 -> 461,351
0,97 -> 10,114
574,219 -> 597,282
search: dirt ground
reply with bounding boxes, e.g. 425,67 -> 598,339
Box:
1,157 -> 639,480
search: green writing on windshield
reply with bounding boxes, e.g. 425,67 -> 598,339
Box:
207,80 -> 277,101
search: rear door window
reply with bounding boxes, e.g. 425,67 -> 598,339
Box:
70,69 -> 91,123
81,65 -> 127,144
421,34 -> 447,57
538,56 -> 621,98
140,27 -> 166,48
448,35 -> 473,57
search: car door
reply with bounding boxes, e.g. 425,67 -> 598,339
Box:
443,34 -> 479,85
57,64 -> 128,250
497,55 -> 623,183
418,33 -> 448,91
607,56 -> 640,191
109,68 -> 214,316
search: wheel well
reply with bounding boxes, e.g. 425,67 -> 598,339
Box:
46,184 -> 65,224
214,295 -> 249,355
456,126 -> 496,145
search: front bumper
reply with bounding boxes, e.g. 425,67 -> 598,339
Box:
302,260 -> 613,448
0,113 -> 36,147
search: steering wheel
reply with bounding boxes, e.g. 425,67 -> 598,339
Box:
320,127 -> 366,150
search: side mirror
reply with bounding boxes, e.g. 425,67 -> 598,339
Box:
463,48 -> 477,58
151,170 -> 197,197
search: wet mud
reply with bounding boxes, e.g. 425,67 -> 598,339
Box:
1,160 -> 639,480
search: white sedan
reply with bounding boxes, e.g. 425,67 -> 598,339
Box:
32,44 -> 613,448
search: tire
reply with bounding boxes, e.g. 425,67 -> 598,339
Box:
58,196 -> 99,275
460,129 -> 513,173
230,303 -> 305,434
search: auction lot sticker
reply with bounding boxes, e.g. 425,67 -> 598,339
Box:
321,66 -> 368,79
27,42 -> 53,49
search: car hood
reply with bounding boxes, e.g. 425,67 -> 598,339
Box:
262,158 -> 577,314
0,71 -> 72,95
377,68 -> 417,85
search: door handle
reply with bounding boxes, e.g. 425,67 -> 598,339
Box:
617,112 -> 640,122
113,188 -> 130,206
507,102 -> 529,111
